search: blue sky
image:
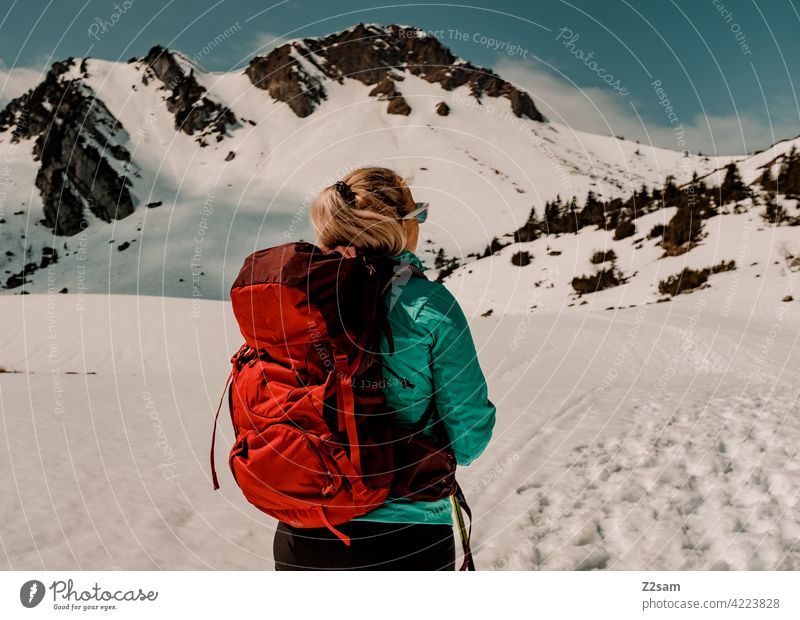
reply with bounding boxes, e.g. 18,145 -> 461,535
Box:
0,0 -> 798,154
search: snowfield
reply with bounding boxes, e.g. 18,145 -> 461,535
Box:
1,275 -> 797,569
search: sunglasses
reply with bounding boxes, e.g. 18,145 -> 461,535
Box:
401,202 -> 429,223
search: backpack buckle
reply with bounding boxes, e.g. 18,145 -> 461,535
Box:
231,344 -> 254,370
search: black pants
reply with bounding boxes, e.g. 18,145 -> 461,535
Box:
273,520 -> 456,570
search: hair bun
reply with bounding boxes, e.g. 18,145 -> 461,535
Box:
334,180 -> 357,206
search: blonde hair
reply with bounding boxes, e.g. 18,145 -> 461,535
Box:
310,166 -> 413,256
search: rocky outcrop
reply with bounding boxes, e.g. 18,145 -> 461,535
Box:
141,46 -> 238,141
368,76 -> 411,115
245,23 -> 544,121
245,44 -> 327,118
0,59 -> 136,236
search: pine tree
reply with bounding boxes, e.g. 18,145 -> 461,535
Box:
514,206 -> 540,243
580,191 -> 605,229
719,163 -> 747,204
543,197 -> 562,235
662,175 -> 680,206
758,166 -> 776,194
778,147 -> 800,198
637,183 -> 650,206
761,194 -> 787,225
434,248 -> 447,269
664,200 -> 704,249
562,196 -> 579,233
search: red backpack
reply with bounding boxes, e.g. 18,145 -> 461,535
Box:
210,241 -> 474,568
209,241 -> 410,543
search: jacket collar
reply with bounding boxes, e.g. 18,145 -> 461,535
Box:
392,248 -> 427,272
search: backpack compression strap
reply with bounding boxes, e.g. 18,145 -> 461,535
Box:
210,344 -> 252,491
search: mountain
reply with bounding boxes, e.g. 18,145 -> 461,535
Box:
0,22 -> 797,304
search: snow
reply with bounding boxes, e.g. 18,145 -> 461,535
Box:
449,208 -> 800,318
1,271 -> 798,569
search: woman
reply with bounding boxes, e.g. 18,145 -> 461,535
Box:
272,166 -> 496,570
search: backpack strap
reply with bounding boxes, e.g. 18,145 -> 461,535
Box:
210,368 -> 234,491
332,347 -> 362,482
210,344 -> 253,491
453,482 -> 475,571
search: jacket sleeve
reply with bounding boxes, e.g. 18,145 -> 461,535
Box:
418,284 -> 496,466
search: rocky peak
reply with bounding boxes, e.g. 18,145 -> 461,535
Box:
0,59 -> 136,236
245,23 -> 544,121
139,46 -> 238,143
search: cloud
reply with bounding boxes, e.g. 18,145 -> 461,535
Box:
0,62 -> 44,106
495,58 -> 798,156
248,31 -> 290,57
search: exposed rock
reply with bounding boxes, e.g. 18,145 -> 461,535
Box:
39,247 -> 58,269
225,151 -> 235,161
369,76 -> 411,115
245,23 -> 544,121
142,46 -> 238,139
0,59 -> 136,236
245,43 -> 326,118
387,97 -> 411,115
436,101 -> 450,116
146,201 -> 163,208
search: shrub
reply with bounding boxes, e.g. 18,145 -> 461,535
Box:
571,264 -> 624,295
663,205 -> 703,250
482,236 -> 510,257
613,219 -> 636,240
590,249 -> 617,264
658,261 -> 734,296
435,257 -> 460,282
511,250 -> 532,266
658,267 -> 709,296
710,259 -> 736,274
761,196 -> 788,225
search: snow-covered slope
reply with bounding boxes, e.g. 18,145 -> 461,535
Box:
0,24 -> 739,298
1,287 -> 797,570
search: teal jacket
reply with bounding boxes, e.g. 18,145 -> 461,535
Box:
352,249 -> 496,525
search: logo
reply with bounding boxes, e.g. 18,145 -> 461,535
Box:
385,257 -> 415,312
20,580 -> 45,608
